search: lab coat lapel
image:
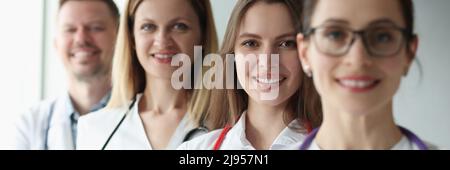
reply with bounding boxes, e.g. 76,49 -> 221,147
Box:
166,113 -> 193,149
46,96 -> 75,150
126,101 -> 153,150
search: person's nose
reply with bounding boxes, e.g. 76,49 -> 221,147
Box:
74,27 -> 94,46
153,29 -> 174,50
343,37 -> 374,68
258,44 -> 278,75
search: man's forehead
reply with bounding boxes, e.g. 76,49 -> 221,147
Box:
59,19 -> 107,27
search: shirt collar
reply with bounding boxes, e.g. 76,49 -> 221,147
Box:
63,91 -> 111,122
226,111 -> 307,150
62,92 -> 77,121
231,111 -> 253,149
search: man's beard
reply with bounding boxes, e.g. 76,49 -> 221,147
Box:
73,64 -> 108,82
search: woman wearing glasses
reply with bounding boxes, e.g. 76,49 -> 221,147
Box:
294,0 -> 437,149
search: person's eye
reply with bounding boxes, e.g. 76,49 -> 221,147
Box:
173,23 -> 189,32
279,40 -> 297,49
64,27 -> 76,34
374,32 -> 394,43
141,23 -> 157,32
241,40 -> 259,48
90,25 -> 105,32
325,30 -> 347,41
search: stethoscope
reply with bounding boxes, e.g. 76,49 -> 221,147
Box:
43,102 -> 55,150
101,97 -> 209,150
43,102 -> 77,150
299,126 -> 429,150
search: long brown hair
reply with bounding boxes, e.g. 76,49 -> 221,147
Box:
207,0 -> 322,130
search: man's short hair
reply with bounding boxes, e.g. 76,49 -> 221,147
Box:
59,0 -> 120,23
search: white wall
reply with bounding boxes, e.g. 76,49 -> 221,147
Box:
43,1 -> 66,102
0,0 -> 43,148
210,0 -> 237,44
394,0 -> 450,149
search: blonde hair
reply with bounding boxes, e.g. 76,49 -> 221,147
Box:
207,0 -> 322,130
107,0 -> 218,127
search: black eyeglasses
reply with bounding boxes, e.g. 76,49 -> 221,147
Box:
305,24 -> 412,57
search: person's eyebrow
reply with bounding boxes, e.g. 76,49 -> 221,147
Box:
275,32 -> 297,40
321,19 -> 350,25
136,17 -> 194,24
238,33 -> 262,39
237,32 -> 296,41
86,20 -> 107,25
61,19 -> 107,26
135,17 -> 154,23
169,17 -> 194,23
368,18 -> 399,27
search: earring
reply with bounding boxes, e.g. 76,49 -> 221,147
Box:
303,65 -> 312,78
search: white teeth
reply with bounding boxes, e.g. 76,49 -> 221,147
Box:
73,52 -> 94,58
339,80 -> 376,88
154,54 -> 174,59
255,77 -> 284,84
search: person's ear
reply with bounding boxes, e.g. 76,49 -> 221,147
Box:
297,33 -> 312,77
404,36 -> 419,76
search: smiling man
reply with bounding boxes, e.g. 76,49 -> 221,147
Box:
13,0 -> 119,150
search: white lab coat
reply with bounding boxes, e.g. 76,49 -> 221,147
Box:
77,94 -> 202,150
13,92 -> 110,150
13,96 -> 76,150
177,112 -> 307,150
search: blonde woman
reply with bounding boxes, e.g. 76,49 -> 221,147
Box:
178,0 -> 322,150
77,0 -> 218,150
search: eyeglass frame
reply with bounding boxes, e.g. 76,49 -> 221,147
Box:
302,24 -> 416,57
